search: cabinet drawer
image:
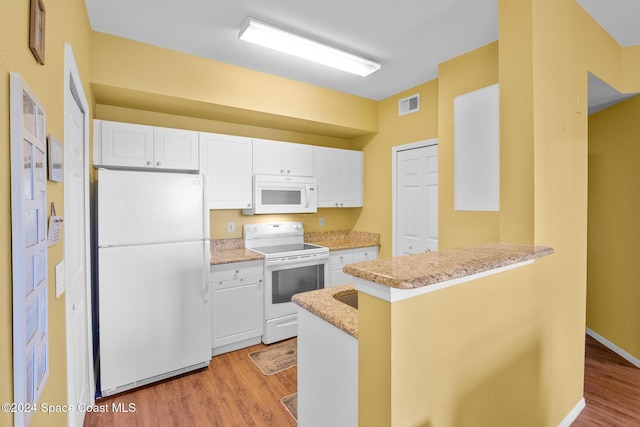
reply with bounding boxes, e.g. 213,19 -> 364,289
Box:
330,250 -> 354,267
210,260 -> 263,282
352,246 -> 378,263
212,276 -> 263,290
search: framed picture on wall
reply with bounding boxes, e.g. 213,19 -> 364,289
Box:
29,0 -> 46,65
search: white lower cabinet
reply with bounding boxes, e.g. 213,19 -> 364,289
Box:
328,246 -> 378,288
210,260 -> 264,356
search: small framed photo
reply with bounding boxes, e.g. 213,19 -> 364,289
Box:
29,0 -> 46,65
48,134 -> 62,182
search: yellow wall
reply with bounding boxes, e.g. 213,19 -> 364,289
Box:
0,0 -> 93,426
587,95 -> 640,359
438,42 -> 500,249
90,32 -> 378,140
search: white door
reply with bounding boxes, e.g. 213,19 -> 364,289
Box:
395,143 -> 438,255
64,44 -> 94,427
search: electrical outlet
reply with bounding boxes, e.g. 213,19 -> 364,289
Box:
227,222 -> 235,233
319,218 -> 325,227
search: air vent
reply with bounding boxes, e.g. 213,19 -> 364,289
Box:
399,94 -> 420,116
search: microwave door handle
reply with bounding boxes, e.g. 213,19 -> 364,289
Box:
305,184 -> 310,208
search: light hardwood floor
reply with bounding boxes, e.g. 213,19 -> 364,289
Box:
84,341 -> 297,427
572,334 -> 640,426
84,335 -> 639,426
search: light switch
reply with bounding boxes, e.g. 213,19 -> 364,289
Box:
227,222 -> 235,233
319,218 -> 325,227
55,261 -> 65,299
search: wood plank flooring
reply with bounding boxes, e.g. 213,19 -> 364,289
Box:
572,334 -> 640,426
84,340 -> 297,427
84,334 -> 639,426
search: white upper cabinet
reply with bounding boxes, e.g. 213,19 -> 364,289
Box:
200,132 -> 253,209
98,120 -> 154,168
252,138 -> 314,176
153,126 -> 199,170
94,120 -> 199,171
314,146 -> 363,208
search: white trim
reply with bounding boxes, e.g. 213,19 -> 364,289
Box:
557,398 -> 585,427
391,138 -> 438,257
64,43 -> 95,426
586,328 -> 640,368
354,259 -> 533,303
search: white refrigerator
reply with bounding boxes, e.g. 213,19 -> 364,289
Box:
97,169 -> 211,397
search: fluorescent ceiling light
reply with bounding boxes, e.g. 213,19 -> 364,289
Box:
239,17 -> 381,77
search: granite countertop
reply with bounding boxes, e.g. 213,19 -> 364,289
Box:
304,230 -> 380,251
210,238 -> 263,265
343,242 -> 554,289
292,284 -> 358,338
210,230 -> 380,264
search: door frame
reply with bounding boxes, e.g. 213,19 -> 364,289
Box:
391,138 -> 438,257
63,42 -> 95,424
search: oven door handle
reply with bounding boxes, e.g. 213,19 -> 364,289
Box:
265,255 -> 328,267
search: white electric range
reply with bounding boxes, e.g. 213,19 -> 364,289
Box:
244,222 -> 329,344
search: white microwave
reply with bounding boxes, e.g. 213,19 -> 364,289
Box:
243,175 -> 317,215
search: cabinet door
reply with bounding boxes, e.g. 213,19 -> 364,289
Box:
284,143 -> 314,176
201,133 -> 253,209
212,277 -> 264,348
253,138 -> 314,176
153,127 -> 199,171
101,121 -> 154,168
253,139 -> 285,175
339,150 -> 363,207
315,147 -> 338,207
329,250 -> 354,287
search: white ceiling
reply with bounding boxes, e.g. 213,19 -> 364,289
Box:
85,0 -> 639,104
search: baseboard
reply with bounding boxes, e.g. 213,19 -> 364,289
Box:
212,336 -> 262,357
557,398 -> 585,427
586,328 -> 640,368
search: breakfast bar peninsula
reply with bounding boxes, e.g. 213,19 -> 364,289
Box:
294,242 -> 554,427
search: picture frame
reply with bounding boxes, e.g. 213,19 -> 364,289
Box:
29,0 -> 46,65
48,134 -> 62,182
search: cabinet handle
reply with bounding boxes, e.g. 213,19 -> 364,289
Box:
235,270 -> 240,274
409,245 -> 413,250
146,161 -> 152,166
247,203 -> 251,207
335,202 -> 339,207
280,169 -> 284,174
287,170 -> 291,174
340,203 -> 344,207
156,162 -> 161,166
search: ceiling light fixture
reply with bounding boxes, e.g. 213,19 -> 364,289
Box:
239,17 -> 381,77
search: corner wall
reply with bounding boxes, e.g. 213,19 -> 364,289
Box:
587,95 -> 640,359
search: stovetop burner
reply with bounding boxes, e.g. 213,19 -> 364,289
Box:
243,222 -> 328,259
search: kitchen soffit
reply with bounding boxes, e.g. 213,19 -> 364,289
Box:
85,0 -> 639,102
